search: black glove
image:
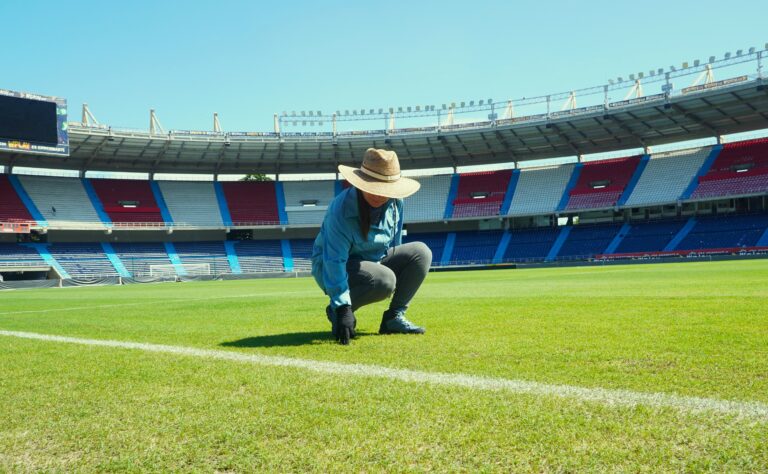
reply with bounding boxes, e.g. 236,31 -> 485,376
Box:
335,305 -> 357,345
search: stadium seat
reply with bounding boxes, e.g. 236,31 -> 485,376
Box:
502,226 -> 560,262
690,138 -> 768,199
676,213 -> 768,250
112,242 -> 173,277
232,240 -> 284,273
614,220 -> 686,253
158,181 -> 224,227
221,182 -> 280,225
556,223 -> 623,259
507,164 -> 576,216
289,238 -> 314,271
451,171 -> 511,218
624,147 -> 711,207
0,175 -> 34,223
283,180 -> 335,225
17,175 -> 103,228
403,175 -> 453,223
450,230 -> 504,264
565,156 -> 641,210
90,179 -> 164,223
174,241 -> 232,274
46,243 -> 119,278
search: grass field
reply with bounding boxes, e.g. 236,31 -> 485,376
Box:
1,259 -> 767,472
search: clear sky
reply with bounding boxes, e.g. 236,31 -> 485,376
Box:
2,0 -> 766,135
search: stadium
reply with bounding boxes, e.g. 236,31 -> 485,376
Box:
2,3 -> 768,470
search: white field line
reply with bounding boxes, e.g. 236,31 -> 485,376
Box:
1,329 -> 767,421
0,290 -> 315,316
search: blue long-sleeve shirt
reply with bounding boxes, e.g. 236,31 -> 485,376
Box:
311,187 -> 404,308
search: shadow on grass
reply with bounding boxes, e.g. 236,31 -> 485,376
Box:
220,331 -> 375,348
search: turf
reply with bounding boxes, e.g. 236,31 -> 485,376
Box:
1,259 -> 767,471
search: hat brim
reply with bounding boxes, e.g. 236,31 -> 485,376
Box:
338,165 -> 420,199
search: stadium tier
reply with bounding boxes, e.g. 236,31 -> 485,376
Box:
17,176 -> 103,229
289,238 -> 314,272
0,175 -> 35,223
0,211 -> 767,278
450,170 -> 512,218
689,138 -> 768,200
507,164 -> 575,216
283,180 -> 335,225
403,175 -> 453,222
158,181 -> 224,227
89,178 -> 164,223
623,147 -> 711,207
564,156 -> 642,211
221,181 -> 281,225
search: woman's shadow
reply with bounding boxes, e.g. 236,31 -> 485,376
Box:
220,330 -> 375,348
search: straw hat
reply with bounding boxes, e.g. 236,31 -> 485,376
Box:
338,148 -> 420,199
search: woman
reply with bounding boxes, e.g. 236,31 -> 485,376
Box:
311,148 -> 432,345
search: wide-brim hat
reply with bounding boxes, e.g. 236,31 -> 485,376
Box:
338,148 -> 420,199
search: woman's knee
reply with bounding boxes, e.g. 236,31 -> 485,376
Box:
413,241 -> 433,266
375,266 -> 397,297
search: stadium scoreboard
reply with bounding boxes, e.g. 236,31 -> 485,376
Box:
0,88 -> 69,157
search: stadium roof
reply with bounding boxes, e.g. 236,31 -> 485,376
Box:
3,77 -> 768,175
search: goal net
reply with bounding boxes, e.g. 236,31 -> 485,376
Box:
149,263 -> 211,277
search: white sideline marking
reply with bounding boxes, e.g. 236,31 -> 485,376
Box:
1,329 -> 767,421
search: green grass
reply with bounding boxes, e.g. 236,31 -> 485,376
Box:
1,260 -> 767,471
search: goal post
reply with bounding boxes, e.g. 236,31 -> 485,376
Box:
149,263 -> 211,277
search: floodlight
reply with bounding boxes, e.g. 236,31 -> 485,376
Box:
637,72 -> 644,79
344,110 -> 349,115
694,59 -> 700,67
451,102 -> 456,108
378,108 -> 383,114
749,47 -> 756,54
282,111 -> 287,116
415,106 -> 421,111
336,110 -> 340,115
353,110 -> 357,115
317,110 -> 322,116
608,79 -> 615,85
460,101 -> 465,107
398,107 -> 403,112
360,109 -> 365,115
369,109 -> 374,114
658,68 -> 664,74
442,104 -> 447,109
308,111 -> 314,116
724,52 -> 731,59
617,77 -> 623,82
487,99 -> 492,104
407,106 -> 412,112
670,66 -> 676,72
736,49 -> 743,56
388,107 -> 394,113
301,111 -> 306,116
479,100 -> 484,106
649,70 -> 655,76
469,101 -> 475,107
629,74 -> 635,80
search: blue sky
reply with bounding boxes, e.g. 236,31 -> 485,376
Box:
2,0 -> 767,134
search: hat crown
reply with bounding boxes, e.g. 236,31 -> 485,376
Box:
362,148 -> 400,179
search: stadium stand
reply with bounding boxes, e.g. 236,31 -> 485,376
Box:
403,232 -> 447,264
502,226 -> 560,262
450,230 -> 504,263
89,178 -> 163,223
158,181 -> 224,227
46,243 -> 119,277
232,239 -> 285,272
282,180 -> 335,225
690,138 -> 768,199
614,220 -> 686,253
624,147 -> 711,207
556,223 -> 623,258
451,171 -> 512,218
0,243 -> 45,264
221,182 -> 280,225
565,156 -> 641,210
676,213 -> 768,250
289,238 -> 314,272
403,175 -> 453,222
17,175 -> 103,228
507,164 -> 576,216
0,175 -> 34,222
174,241 -> 232,274
112,242 -> 172,277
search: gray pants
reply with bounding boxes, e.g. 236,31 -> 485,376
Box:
346,242 -> 432,313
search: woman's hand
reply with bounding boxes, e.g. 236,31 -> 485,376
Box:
335,305 -> 357,345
